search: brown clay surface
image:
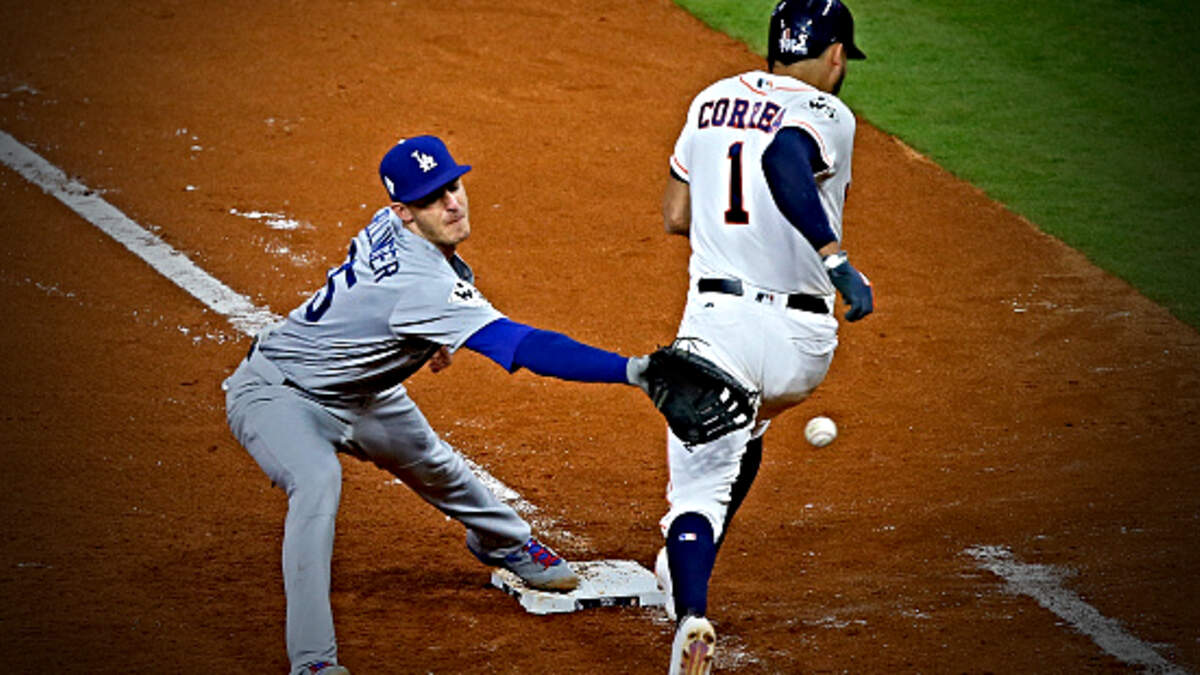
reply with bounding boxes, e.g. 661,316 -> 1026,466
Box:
2,1 -> 1198,673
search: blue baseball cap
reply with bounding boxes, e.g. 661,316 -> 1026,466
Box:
379,135 -> 472,203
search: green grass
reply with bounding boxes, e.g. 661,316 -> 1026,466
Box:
673,0 -> 1200,328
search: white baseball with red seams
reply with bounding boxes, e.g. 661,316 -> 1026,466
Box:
805,415 -> 837,447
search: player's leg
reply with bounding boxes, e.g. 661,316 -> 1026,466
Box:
705,306 -> 835,555
758,310 -> 838,417
657,294 -> 761,613
660,423 -> 755,620
658,297 -> 768,671
658,429 -> 764,615
349,383 -> 530,545
350,384 -> 576,589
659,426 -> 752,675
717,435 -> 763,551
225,365 -> 349,674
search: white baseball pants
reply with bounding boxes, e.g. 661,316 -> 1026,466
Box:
660,285 -> 838,540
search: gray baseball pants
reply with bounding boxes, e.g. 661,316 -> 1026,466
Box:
224,348 -> 530,674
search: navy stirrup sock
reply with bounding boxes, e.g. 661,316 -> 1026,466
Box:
666,512 -> 717,619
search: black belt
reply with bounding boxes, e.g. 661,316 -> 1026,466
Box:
244,336 -> 301,390
698,278 -> 828,315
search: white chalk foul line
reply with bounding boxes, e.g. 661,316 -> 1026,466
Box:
966,546 -> 1187,674
0,131 -> 278,337
0,129 -> 568,541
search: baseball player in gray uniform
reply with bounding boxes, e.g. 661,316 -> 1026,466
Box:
224,135 -> 649,675
653,1 -> 874,672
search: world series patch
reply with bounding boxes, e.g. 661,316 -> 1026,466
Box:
448,280 -> 490,307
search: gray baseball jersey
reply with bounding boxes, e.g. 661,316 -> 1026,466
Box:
258,206 -> 503,401
224,206 -> 529,674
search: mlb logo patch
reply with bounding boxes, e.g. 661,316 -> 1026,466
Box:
677,533 -> 698,542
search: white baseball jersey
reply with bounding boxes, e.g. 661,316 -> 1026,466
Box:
669,70 -> 856,297
258,206 -> 503,400
660,70 -> 854,541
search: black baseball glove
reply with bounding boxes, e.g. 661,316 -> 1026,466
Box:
629,344 -> 757,445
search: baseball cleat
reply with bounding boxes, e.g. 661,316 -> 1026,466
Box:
669,615 -> 716,675
655,546 -> 677,621
468,533 -> 579,591
504,537 -> 579,591
303,662 -> 350,675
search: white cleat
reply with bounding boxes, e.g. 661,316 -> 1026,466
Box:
669,615 -> 716,675
654,546 -> 677,621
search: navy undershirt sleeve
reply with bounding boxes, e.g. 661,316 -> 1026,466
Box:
464,318 -> 629,383
762,127 -> 838,250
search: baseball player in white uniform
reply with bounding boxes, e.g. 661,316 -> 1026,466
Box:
654,1 -> 874,672
224,135 -> 649,675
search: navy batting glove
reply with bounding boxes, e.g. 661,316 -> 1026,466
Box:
824,253 -> 874,322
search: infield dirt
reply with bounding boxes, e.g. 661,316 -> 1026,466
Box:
1,1 -> 1198,673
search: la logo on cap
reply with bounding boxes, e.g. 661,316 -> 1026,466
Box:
412,150 -> 437,173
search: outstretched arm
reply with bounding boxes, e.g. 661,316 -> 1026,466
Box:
464,317 -> 642,384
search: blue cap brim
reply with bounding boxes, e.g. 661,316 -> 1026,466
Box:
392,164 -> 472,203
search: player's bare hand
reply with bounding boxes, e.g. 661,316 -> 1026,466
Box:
429,346 -> 453,373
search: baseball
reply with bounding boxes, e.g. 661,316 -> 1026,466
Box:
805,416 -> 837,447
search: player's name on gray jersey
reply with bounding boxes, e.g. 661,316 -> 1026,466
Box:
364,208 -> 402,282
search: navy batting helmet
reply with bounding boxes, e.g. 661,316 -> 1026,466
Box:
767,0 -> 866,70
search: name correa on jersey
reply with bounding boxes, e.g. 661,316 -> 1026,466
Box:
698,98 -> 785,133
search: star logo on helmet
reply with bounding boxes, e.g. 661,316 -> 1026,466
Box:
411,150 -> 438,173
